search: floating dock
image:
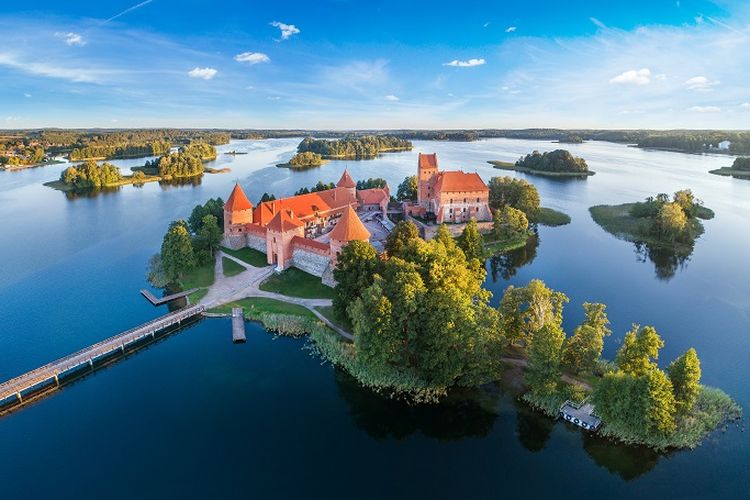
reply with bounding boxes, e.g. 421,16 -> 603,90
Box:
140,288 -> 199,306
559,400 -> 602,431
231,308 -> 246,343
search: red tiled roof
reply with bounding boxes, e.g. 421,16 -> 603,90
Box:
357,188 -> 388,205
291,235 -> 330,253
266,209 -> 304,233
337,169 -> 356,188
329,206 -> 370,242
254,187 -> 356,224
432,171 -> 488,193
418,153 -> 438,170
225,183 -> 253,211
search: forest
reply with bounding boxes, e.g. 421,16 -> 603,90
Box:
296,135 -> 413,159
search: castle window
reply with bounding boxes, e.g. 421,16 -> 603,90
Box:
476,198 -> 480,202
463,198 -> 467,203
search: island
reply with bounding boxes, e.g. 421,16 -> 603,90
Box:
709,157 -> 750,179
277,151 -> 329,169
489,149 -> 594,177
296,135 -> 412,159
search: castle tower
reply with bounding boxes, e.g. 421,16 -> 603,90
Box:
329,205 -> 371,265
336,169 -> 357,198
417,153 -> 438,206
265,209 -> 304,270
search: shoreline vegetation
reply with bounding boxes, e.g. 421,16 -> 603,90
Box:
488,149 -> 594,178
296,135 -> 413,160
276,151 -> 330,169
709,157 -> 750,179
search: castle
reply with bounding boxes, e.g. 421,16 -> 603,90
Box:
405,153 -> 491,223
223,170 -> 388,285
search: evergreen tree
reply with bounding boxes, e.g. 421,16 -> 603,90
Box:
396,175 -> 418,201
160,220 -> 195,283
458,219 -> 485,261
668,348 -> 702,413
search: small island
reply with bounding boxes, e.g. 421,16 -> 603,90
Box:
556,134 -> 585,144
277,151 -> 329,169
489,149 -> 594,177
709,157 -> 750,179
590,189 -> 714,254
296,135 -> 412,160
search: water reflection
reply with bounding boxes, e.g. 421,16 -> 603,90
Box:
488,233 -> 540,282
60,176 -> 205,199
633,241 -> 692,281
581,433 -> 662,480
513,397 -> 554,452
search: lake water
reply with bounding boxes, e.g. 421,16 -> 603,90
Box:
0,139 -> 748,498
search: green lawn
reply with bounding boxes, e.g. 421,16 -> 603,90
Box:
260,268 -> 335,299
209,297 -> 316,320
221,246 -> 268,267
179,261 -> 216,303
536,207 -> 571,226
222,257 -> 246,277
314,305 -> 353,330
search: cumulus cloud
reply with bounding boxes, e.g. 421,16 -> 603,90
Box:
741,102 -> 750,110
505,26 -> 517,33
684,76 -> 719,91
443,58 -> 486,67
188,67 -> 217,80
271,21 -> 300,41
234,52 -> 270,65
384,94 -> 399,101
687,105 -> 721,113
56,32 -> 85,46
609,68 -> 651,85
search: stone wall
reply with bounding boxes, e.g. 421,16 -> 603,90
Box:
291,248 -> 330,277
223,234 -> 246,250
422,221 -> 494,239
246,233 -> 267,253
321,262 -> 336,288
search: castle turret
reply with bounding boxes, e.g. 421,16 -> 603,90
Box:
336,169 -> 357,198
224,183 -> 254,234
265,209 -> 305,270
417,153 -> 438,206
329,205 -> 371,265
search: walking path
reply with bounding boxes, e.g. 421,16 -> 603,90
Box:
199,251 -> 353,340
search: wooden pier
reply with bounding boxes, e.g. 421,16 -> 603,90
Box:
0,304 -> 205,410
231,308 -> 246,343
140,288 -> 199,306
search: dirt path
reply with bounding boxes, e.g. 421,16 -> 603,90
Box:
500,357 -> 592,390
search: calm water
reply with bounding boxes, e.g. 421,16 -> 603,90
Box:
1,139 -> 748,498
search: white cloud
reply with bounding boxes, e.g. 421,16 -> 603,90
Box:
234,52 -> 270,65
687,105 -> 721,113
505,26 -> 517,33
319,59 -> 389,89
0,52 -> 106,82
684,76 -> 719,91
443,58 -> 486,67
24,93 -> 31,98
56,32 -> 85,46
609,68 -> 651,85
740,102 -> 750,110
267,96 -> 281,100
384,94 -> 399,101
188,67 -> 217,80
590,17 -> 607,29
271,21 -> 300,41
483,22 -> 490,28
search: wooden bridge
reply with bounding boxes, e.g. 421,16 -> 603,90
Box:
0,304 -> 205,409
140,288 -> 199,306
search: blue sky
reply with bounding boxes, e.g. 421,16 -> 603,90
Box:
1,0 -> 749,129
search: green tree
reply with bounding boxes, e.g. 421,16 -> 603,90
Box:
498,279 -> 569,345
384,220 -> 420,257
654,202 -> 688,242
673,189 -> 697,218
643,368 -> 677,436
668,348 -> 702,413
526,323 -> 566,395
160,220 -> 196,283
332,240 -> 379,319
562,303 -> 611,373
493,206 -> 529,240
194,214 -> 222,264
458,219 -> 485,261
488,176 -> 541,221
396,175 -> 418,201
615,325 -> 665,376
188,198 -> 225,233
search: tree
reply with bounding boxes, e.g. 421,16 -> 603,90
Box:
458,219 -> 485,261
498,279 -> 569,345
654,202 -> 688,242
160,220 -> 196,283
562,303 -> 611,373
493,206 -> 528,240
396,175 -> 418,201
384,220 -> 420,257
515,149 -> 589,173
146,254 -> 169,288
488,176 -> 541,221
195,214 -> 223,263
188,198 -> 225,233
260,192 -> 276,202
526,323 -> 566,395
332,240 -> 379,319
668,348 -> 701,413
615,325 -> 665,376
643,368 -> 677,436
673,189 -> 697,218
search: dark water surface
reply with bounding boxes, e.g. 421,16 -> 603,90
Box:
0,139 -> 748,498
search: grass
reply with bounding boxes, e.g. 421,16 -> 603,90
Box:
709,166 -> 750,179
209,297 -> 316,319
488,160 -> 595,177
483,233 -> 530,255
314,305 -> 353,330
260,267 -> 335,299
536,207 -> 572,226
222,257 -> 245,277
179,261 -> 215,303
220,246 -> 268,267
43,174 -> 161,193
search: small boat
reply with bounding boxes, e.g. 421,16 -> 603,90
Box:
224,150 -> 248,155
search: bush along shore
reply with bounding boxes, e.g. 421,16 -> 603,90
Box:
488,149 -> 594,177
709,157 -> 750,179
